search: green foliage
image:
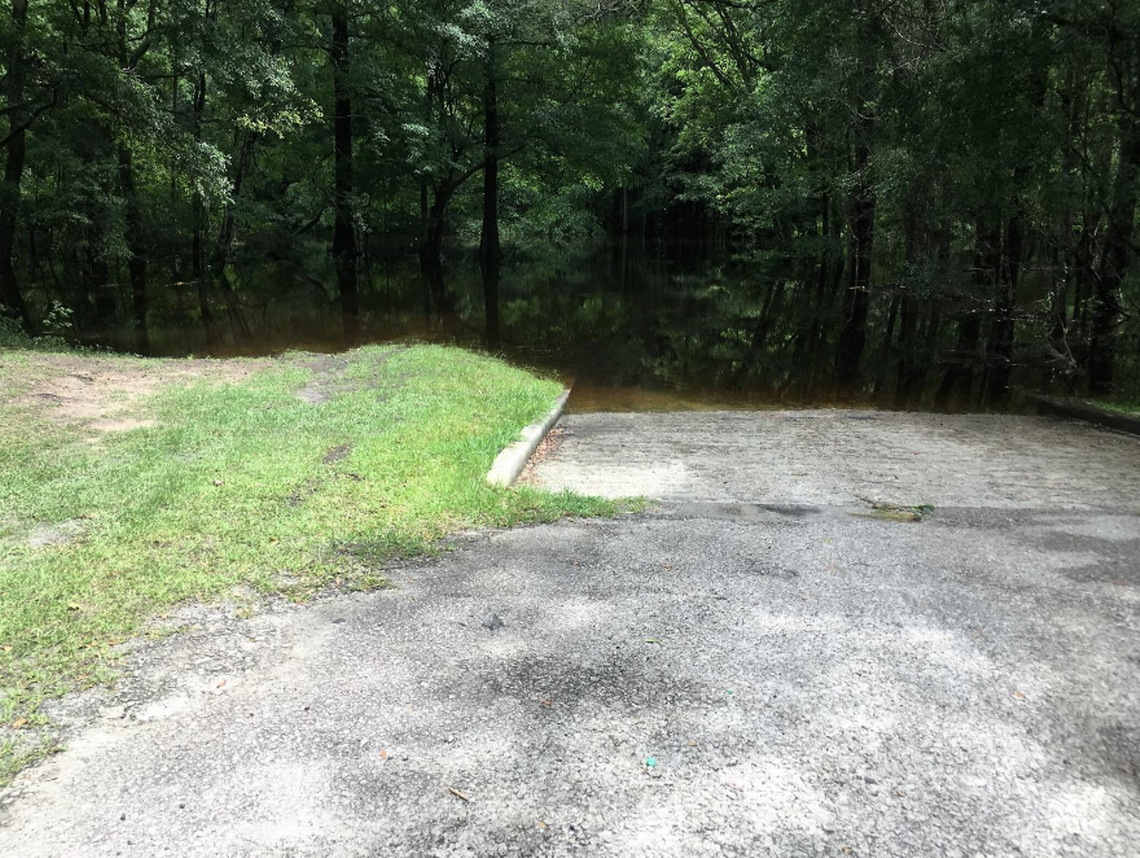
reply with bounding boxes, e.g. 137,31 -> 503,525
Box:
0,315 -> 30,349
1,0 -> 1138,389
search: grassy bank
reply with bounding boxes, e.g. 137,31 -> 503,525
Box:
1085,398 -> 1140,417
0,343 -> 620,781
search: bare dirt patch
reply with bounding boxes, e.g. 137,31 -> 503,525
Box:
295,346 -> 409,405
7,354 -> 267,435
323,444 -> 353,465
27,519 -> 85,548
296,354 -> 352,404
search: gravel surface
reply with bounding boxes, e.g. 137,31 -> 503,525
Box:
1,411 -> 1138,857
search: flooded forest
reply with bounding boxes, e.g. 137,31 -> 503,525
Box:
2,1 -> 1138,409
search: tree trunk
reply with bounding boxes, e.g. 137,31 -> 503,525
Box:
815,191 -> 832,305
192,68 -> 212,327
835,16 -> 879,388
895,195 -> 923,404
938,221 -> 996,406
424,187 -> 451,311
479,41 -> 502,348
986,210 -> 1023,403
330,5 -> 358,339
117,144 -> 150,355
871,294 -> 899,395
0,0 -> 32,328
836,129 -> 875,386
1091,90 -> 1140,393
211,131 -> 255,342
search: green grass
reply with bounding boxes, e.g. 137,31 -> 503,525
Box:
1084,398 -> 1140,417
0,343 -> 625,782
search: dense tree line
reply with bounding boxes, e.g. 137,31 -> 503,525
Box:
1,1 -> 1137,399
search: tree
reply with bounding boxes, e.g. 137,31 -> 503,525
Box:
0,0 -> 33,327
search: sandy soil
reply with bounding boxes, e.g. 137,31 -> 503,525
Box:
2,353 -> 267,434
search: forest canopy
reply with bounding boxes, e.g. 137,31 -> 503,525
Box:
1,0 -> 1138,402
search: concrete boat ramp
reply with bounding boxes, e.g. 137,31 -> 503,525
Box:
526,409 -> 1140,509
2,408 -> 1139,858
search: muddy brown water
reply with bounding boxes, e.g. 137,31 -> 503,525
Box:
61,248 -> 1128,415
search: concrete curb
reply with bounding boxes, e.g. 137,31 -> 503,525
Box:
1028,394 -> 1140,437
486,388 -> 572,488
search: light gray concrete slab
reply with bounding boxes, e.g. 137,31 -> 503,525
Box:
527,411 -> 1140,508
1,507 -> 1138,857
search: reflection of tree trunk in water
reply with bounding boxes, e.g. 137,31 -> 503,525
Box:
331,5 -> 359,341
0,0 -> 32,328
117,144 -> 150,355
211,131 -> 256,343
918,301 -> 942,397
871,294 -> 899,395
423,188 -> 452,314
480,241 -> 501,349
69,248 -> 95,332
479,41 -> 501,348
425,264 -> 446,325
914,221 -> 950,398
937,221 -> 994,406
936,310 -> 980,408
986,212 -> 1023,403
737,281 -> 786,387
87,242 -> 115,332
754,280 -> 786,348
895,292 -> 918,405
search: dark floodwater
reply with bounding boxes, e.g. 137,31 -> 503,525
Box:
87,244 -> 1078,413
